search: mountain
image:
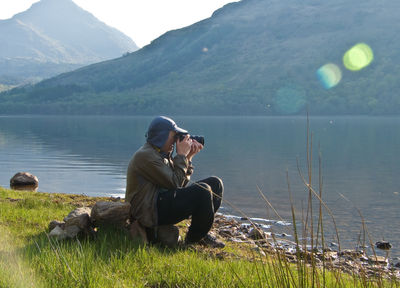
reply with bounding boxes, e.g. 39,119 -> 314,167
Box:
2,0 -> 400,115
0,0 -> 138,85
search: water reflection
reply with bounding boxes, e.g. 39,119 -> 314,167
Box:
10,184 -> 38,192
0,116 -> 148,196
0,116 -> 399,257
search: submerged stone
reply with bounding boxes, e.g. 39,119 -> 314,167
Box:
10,172 -> 39,190
376,241 -> 392,250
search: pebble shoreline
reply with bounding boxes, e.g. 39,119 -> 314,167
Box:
210,213 -> 400,280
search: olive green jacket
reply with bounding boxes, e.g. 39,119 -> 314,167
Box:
125,142 -> 192,227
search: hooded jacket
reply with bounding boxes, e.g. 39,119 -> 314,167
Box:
125,143 -> 192,227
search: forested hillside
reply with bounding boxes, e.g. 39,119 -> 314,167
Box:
1,0 -> 399,115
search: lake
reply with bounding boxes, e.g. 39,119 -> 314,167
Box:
0,115 -> 399,257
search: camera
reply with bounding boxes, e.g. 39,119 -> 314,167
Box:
176,133 -> 205,146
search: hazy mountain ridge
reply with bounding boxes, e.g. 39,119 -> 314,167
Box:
2,0 -> 400,115
0,0 -> 138,85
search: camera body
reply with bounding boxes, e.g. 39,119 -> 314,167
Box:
176,133 -> 205,146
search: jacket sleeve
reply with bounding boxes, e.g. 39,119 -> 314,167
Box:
183,161 -> 194,187
136,152 -> 190,190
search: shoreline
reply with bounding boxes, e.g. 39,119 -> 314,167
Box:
2,187 -> 399,281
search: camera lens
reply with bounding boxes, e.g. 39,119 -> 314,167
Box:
176,133 -> 205,146
190,135 -> 205,146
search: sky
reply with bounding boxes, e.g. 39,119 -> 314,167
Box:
0,0 -> 239,47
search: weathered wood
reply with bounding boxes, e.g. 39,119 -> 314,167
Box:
91,201 -> 131,226
48,207 -> 95,239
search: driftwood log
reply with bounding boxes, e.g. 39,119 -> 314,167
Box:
90,201 -> 131,226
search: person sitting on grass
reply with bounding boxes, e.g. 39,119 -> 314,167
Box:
125,116 -> 224,247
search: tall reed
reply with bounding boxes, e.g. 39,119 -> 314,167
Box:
233,114 -> 399,287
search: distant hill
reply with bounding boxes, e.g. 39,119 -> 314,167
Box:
2,0 -> 400,115
0,0 -> 138,85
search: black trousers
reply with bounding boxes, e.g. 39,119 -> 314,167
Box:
157,176 -> 224,243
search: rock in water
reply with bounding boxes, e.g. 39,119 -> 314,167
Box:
375,241 -> 392,250
10,172 -> 39,190
91,201 -> 130,226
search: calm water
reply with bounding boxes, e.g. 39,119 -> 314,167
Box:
1,116 -> 399,256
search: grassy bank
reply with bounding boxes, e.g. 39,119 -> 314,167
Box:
0,186 -> 396,287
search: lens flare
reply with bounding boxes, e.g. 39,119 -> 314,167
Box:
316,63 -> 342,89
0,226 -> 40,287
343,43 -> 374,71
274,85 -> 306,114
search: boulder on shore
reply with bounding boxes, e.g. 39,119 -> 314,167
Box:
49,226 -> 68,240
10,172 -> 39,189
64,207 -> 92,230
48,220 -> 65,231
49,207 -> 94,239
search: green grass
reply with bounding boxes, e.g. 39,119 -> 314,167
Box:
0,187 -> 269,287
0,186 -> 397,287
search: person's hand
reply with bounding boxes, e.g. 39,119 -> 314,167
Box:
176,134 -> 192,157
187,139 -> 203,161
